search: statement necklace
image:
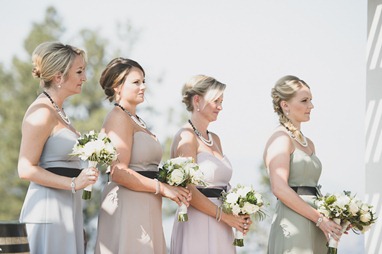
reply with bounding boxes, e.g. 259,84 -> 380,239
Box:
188,119 -> 213,147
43,91 -> 71,125
283,125 -> 308,147
114,103 -> 147,129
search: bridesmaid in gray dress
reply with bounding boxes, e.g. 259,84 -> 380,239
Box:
170,75 -> 251,254
95,58 -> 191,254
18,41 -> 99,254
263,75 -> 343,254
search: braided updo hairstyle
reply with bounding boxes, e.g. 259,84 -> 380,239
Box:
271,75 -> 310,138
99,57 -> 145,102
182,75 -> 226,112
32,41 -> 86,88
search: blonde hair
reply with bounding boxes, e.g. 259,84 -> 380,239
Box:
31,41 -> 86,88
271,75 -> 310,137
182,75 -> 226,112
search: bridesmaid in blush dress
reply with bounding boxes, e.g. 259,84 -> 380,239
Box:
170,75 -> 252,254
95,58 -> 191,254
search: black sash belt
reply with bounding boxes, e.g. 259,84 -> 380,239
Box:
197,187 -> 226,198
136,171 -> 158,179
45,167 -> 81,177
291,186 -> 317,196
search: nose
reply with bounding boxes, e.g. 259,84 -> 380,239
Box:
140,83 -> 146,90
310,101 -> 314,109
82,72 -> 87,82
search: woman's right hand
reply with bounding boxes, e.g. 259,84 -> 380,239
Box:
318,216 -> 343,241
221,213 -> 251,235
160,183 -> 191,206
74,167 -> 99,190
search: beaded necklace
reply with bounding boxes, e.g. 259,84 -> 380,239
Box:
188,119 -> 213,147
43,91 -> 71,125
114,103 -> 147,129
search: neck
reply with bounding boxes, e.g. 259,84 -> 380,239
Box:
44,89 -> 65,108
190,115 -> 209,134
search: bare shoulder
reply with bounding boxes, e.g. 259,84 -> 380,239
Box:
23,99 -> 56,130
171,125 -> 198,158
264,126 -> 293,157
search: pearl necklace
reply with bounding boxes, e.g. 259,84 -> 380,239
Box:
283,125 -> 308,147
114,103 -> 147,129
43,91 -> 71,125
188,119 -> 213,147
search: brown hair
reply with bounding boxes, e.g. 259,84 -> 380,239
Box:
99,57 -> 145,102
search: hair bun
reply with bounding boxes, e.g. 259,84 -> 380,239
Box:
32,67 -> 41,79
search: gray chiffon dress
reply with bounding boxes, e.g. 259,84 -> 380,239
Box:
171,152 -> 236,254
267,148 -> 327,254
19,128 -> 85,254
95,132 -> 166,254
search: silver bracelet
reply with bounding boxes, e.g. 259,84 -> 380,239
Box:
154,179 -> 160,195
218,206 -> 223,222
316,215 -> 323,227
215,205 -> 220,221
71,177 -> 76,194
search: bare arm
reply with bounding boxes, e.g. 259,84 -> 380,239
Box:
17,101 -> 98,191
264,130 -> 342,240
104,109 -> 189,205
172,128 -> 250,233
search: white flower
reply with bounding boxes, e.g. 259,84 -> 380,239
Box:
98,132 -> 108,140
349,200 -> 360,216
232,204 -> 241,215
242,202 -> 259,214
171,157 -> 191,166
226,192 -> 239,204
360,204 -> 370,213
334,194 -> 350,209
237,186 -> 251,198
360,212 -> 372,223
169,168 -> 186,185
255,193 -> 263,204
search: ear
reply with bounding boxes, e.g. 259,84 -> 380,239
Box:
193,95 -> 200,107
280,100 -> 288,110
53,72 -> 63,84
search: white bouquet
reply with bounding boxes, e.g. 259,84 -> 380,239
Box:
71,130 -> 117,200
158,157 -> 206,221
348,196 -> 377,234
221,184 -> 267,247
314,191 -> 355,254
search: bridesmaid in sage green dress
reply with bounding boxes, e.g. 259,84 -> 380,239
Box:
263,75 -> 343,254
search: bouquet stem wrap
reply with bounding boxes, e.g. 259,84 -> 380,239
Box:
178,203 -> 188,222
327,218 -> 351,254
82,160 -> 98,200
233,229 -> 244,247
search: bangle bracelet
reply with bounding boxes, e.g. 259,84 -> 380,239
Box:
154,179 -> 160,195
215,205 -> 220,221
218,206 -> 223,222
316,215 -> 323,227
71,177 -> 76,194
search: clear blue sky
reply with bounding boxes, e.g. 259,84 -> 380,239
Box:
0,0 -> 367,252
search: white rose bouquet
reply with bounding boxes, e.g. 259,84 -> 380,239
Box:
221,184 -> 267,247
158,157 -> 206,222
348,197 -> 377,234
71,130 -> 118,200
314,191 -> 355,254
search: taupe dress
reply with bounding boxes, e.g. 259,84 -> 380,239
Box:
267,148 -> 327,254
95,132 -> 165,254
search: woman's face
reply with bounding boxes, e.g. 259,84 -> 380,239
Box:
62,55 -> 87,94
198,94 -> 224,122
284,85 -> 314,124
119,67 -> 146,106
